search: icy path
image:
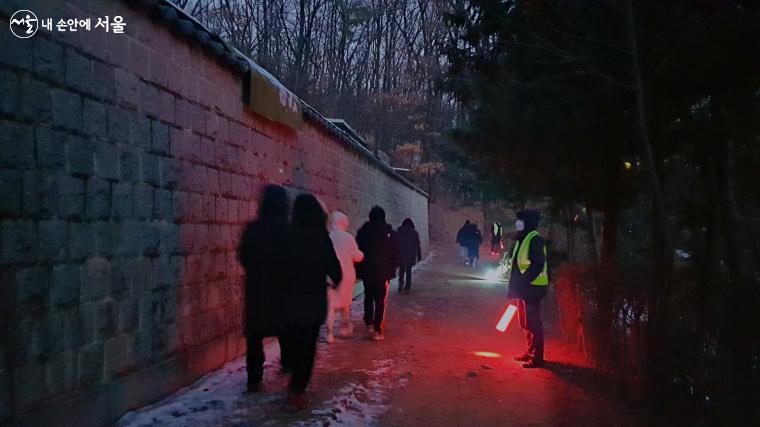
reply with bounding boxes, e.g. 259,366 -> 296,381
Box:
118,248 -> 641,426
117,253 -> 436,427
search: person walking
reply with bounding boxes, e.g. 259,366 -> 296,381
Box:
356,206 -> 395,341
506,210 -> 549,368
491,221 -> 503,255
467,223 -> 483,267
326,210 -> 364,343
238,185 -> 292,392
394,218 -> 422,294
456,220 -> 471,264
283,194 -> 342,409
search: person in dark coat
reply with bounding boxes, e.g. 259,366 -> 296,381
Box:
507,209 -> 548,368
456,220 -> 471,263
283,193 -> 342,408
356,206 -> 395,341
394,218 -> 422,294
466,223 -> 483,267
238,185 -> 291,392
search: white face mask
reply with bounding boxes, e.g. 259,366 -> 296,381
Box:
515,219 -> 525,231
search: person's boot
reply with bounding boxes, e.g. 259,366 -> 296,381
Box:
522,359 -> 544,368
372,331 -> 385,341
246,381 -> 262,393
341,324 -> 353,337
287,392 -> 307,410
514,353 -> 532,362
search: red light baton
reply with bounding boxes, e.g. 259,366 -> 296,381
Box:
496,304 -> 518,332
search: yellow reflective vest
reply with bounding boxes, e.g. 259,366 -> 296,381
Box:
507,230 -> 549,286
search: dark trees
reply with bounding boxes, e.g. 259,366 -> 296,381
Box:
443,0 -> 760,422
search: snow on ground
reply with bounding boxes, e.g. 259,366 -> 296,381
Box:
117,251 -> 436,427
298,359 -> 397,426
116,345 -> 281,427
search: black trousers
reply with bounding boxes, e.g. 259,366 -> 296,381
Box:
517,298 -> 544,361
246,331 -> 291,385
285,323 -> 321,394
363,280 -> 388,333
246,334 -> 265,385
398,263 -> 413,291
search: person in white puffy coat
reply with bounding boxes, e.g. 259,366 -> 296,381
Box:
326,211 -> 364,343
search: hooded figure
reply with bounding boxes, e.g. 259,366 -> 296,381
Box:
326,211 -> 364,342
394,218 -> 422,293
506,209 -> 548,368
507,210 -> 545,300
456,220 -> 471,262
238,185 -> 291,391
356,206 -> 395,340
466,222 -> 483,267
283,193 -> 342,407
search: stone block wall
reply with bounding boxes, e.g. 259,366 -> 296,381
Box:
0,1 -> 428,425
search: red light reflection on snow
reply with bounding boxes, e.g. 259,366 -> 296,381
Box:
473,351 -> 502,358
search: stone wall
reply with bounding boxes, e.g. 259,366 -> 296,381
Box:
0,1 -> 428,425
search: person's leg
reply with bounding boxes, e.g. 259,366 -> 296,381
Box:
289,324 -> 320,394
373,281 -> 389,334
246,334 -> 265,388
363,284 -> 375,329
340,307 -> 353,335
517,299 -> 528,330
326,307 -> 336,343
525,298 -> 544,362
287,325 -> 305,397
278,331 -> 293,373
404,264 -> 412,291
514,299 -> 532,361
397,264 -> 405,292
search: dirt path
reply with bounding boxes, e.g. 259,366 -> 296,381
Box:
118,246 -> 641,426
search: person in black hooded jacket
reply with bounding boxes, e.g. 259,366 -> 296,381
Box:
283,193 -> 342,409
238,185 -> 291,392
507,209 -> 549,368
356,206 -> 395,340
394,218 -> 422,294
283,194 -> 342,409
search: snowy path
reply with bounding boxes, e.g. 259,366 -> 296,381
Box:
117,247 -> 640,426
117,254 -> 436,426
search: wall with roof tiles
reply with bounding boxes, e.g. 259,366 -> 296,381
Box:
0,1 -> 428,425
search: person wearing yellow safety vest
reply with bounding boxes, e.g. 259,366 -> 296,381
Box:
506,210 -> 549,368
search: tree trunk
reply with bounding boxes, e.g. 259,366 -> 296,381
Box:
625,0 -> 672,404
601,195 -> 620,267
481,192 -> 488,238
712,95 -> 758,419
586,205 -> 601,262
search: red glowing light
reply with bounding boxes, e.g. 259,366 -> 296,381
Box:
473,351 -> 502,358
496,304 -> 518,332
